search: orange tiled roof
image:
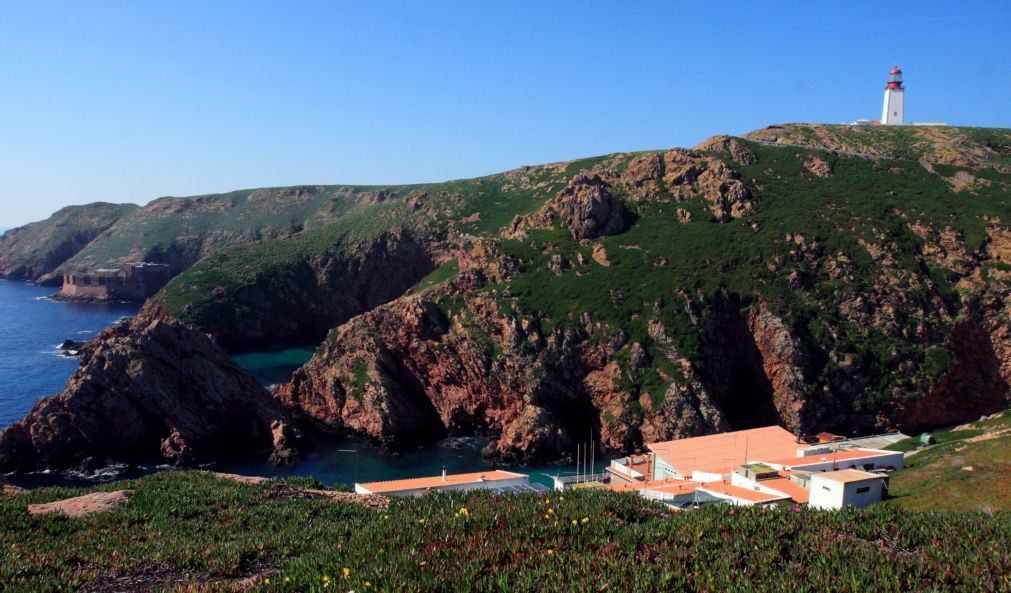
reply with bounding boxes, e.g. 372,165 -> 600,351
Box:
764,449 -> 892,468
358,470 -> 525,494
647,426 -> 800,477
698,481 -> 790,504
760,478 -> 810,503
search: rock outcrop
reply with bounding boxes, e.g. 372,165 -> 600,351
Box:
0,304 -> 303,473
550,173 -> 628,240
696,135 -> 757,165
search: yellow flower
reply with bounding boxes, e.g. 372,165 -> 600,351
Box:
547,548 -> 554,555
419,518 -> 427,525
343,567 -> 351,579
284,577 -> 290,583
383,514 -> 390,520
543,514 -> 550,519
323,575 -> 330,582
559,496 -> 565,501
581,517 -> 590,524
458,507 -> 469,516
365,581 -> 372,588
264,578 -> 270,585
571,519 -> 578,525
547,507 -> 554,514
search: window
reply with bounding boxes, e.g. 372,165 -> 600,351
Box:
856,486 -> 870,493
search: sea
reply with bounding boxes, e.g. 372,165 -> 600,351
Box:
0,280 -> 601,488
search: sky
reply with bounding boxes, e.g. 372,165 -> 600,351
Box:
1,1 -> 1009,228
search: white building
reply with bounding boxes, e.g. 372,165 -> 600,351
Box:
809,469 -> 888,510
881,66 -> 905,125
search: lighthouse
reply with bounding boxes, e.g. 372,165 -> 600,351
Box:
881,66 -> 904,125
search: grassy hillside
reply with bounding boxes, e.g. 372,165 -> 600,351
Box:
0,202 -> 139,282
157,158 -> 596,345
59,186 -> 402,276
885,409 -> 1011,512
745,124 -> 1011,171
1,471 -> 1008,592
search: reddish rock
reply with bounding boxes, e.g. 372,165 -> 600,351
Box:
696,135 -> 757,165
0,304 -> 303,473
804,156 -> 833,177
550,173 -> 628,240
27,490 -> 130,518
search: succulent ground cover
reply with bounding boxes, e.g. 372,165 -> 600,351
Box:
2,471 -> 1009,592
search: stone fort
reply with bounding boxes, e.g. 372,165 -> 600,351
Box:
60,262 -> 171,301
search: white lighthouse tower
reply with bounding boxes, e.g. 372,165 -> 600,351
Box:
881,66 -> 904,125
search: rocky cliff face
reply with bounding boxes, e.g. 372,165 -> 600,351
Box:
169,230 -> 439,350
0,303 -> 302,473
272,134 -> 1010,461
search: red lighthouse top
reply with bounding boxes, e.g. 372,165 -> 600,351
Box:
887,66 -> 903,89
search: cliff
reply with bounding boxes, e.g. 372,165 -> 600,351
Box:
0,303 -> 302,472
275,131 -> 1011,460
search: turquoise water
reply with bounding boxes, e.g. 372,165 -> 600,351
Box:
228,347 -> 602,487
232,347 -> 317,386
1,280 -> 603,488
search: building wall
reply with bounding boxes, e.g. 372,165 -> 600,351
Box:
882,89 -> 904,125
809,476 -> 885,510
60,264 -> 170,301
651,457 -> 680,481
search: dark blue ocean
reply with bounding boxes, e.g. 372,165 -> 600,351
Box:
1,279 -> 599,488
0,280 -> 139,427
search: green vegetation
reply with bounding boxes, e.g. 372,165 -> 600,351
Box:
745,123 -> 1011,171
0,202 -> 138,280
2,471 -> 1008,592
60,186 -> 387,273
885,410 -> 1011,512
483,137 -> 1009,413
411,258 -> 459,292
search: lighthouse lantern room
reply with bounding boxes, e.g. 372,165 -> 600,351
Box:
881,66 -> 904,125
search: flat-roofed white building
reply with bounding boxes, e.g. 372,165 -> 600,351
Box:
809,469 -> 888,510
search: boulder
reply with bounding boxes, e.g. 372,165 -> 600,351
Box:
551,173 -> 628,240
27,490 -> 131,518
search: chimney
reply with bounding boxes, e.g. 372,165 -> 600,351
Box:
441,466 -> 447,482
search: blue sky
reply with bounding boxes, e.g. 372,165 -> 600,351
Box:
1,1 -> 1009,227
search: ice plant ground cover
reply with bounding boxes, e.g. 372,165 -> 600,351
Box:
1,471 -> 1008,592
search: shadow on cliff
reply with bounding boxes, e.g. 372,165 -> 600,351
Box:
698,293 -> 782,430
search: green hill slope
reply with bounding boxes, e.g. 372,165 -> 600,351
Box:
59,185 -> 401,277
745,123 -> 1011,171
885,409 -> 1011,512
0,202 -> 138,283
